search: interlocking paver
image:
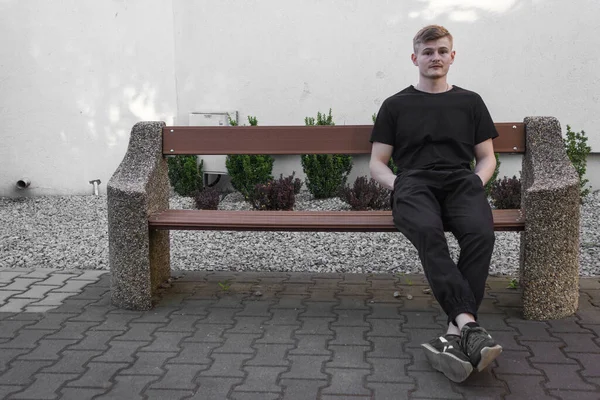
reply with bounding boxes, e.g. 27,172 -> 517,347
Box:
246,343 -> 293,366
326,345 -> 371,369
59,388 -> 108,400
280,355 -> 329,380
255,325 -> 296,344
496,374 -> 556,400
0,319 -> 38,338
0,298 -> 37,313
532,363 -> 598,390
234,365 -> 287,392
41,350 -> 103,374
10,372 -> 79,399
552,332 -> 600,353
1,278 -> 42,292
280,378 -> 328,400
52,279 -> 97,293
367,303 -> 404,319
142,331 -> 192,352
149,363 -> 208,390
368,318 -> 407,337
366,382 -> 414,399
14,284 -> 58,299
1,270 -> 599,399
120,351 -> 177,375
0,290 -> 21,304
331,309 -> 369,327
18,339 -> 78,361
144,389 -> 194,400
322,368 -> 372,396
0,360 -> 53,385
301,301 -> 337,317
213,333 -> 261,354
329,326 -> 369,346
65,362 -> 127,388
94,375 -> 158,400
188,377 -> 243,399
289,334 -> 331,356
521,341 -> 578,364
271,295 -> 307,309
46,321 -> 99,340
367,357 -> 413,383
67,329 -> 122,351
199,353 -> 253,377
92,341 -> 148,363
409,371 -> 464,399
492,349 -> 542,376
295,317 -> 335,335
0,329 -> 55,349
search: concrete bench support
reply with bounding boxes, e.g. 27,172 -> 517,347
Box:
520,117 -> 580,320
107,121 -> 171,310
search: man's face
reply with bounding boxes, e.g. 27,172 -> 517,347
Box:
411,37 -> 455,80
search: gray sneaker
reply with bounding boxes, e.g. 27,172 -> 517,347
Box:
421,334 -> 473,382
460,323 -> 503,372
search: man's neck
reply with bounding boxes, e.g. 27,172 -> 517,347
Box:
415,80 -> 451,94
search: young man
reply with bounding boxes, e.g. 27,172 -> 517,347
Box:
369,25 -> 502,383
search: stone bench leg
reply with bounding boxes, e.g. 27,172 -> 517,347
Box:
107,122 -> 171,310
520,117 -> 580,320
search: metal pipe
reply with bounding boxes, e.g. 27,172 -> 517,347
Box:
16,178 -> 31,189
89,179 -> 101,195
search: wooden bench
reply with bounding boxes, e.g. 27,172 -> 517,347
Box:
107,117 -> 580,320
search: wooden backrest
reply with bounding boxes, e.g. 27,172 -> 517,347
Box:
162,123 -> 525,155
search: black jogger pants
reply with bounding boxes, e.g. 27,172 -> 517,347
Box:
392,168 -> 495,325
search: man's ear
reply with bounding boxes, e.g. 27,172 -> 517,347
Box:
450,50 -> 456,64
411,53 -> 418,66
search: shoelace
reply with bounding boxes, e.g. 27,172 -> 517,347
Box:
460,327 -> 489,357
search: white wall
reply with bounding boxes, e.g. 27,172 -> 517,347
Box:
1,0 -> 599,196
0,0 -> 177,196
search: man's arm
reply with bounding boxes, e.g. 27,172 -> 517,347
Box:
473,138 -> 496,185
369,142 -> 396,190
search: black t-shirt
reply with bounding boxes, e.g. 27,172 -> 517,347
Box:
370,85 -> 499,173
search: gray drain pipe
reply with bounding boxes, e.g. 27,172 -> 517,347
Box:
16,178 -> 31,189
89,179 -> 101,195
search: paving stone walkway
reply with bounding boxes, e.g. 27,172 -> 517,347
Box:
0,268 -> 599,399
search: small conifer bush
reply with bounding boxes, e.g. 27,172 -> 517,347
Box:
564,124 -> 592,200
167,156 -> 204,197
301,109 -> 353,199
225,116 -> 274,202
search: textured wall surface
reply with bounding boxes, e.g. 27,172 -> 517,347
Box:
520,117 -> 580,320
107,122 -> 170,310
1,1 -> 599,196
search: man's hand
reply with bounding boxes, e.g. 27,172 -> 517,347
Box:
369,142 -> 396,190
473,138 -> 496,185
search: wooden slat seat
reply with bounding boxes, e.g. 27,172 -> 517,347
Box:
148,209 -> 524,232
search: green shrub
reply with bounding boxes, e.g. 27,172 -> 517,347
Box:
490,175 -> 522,209
194,187 -> 221,210
225,116 -> 274,202
470,152 -> 501,197
340,176 -> 391,211
167,156 -> 204,196
301,109 -> 353,199
372,113 -> 397,174
564,124 -> 592,200
252,174 -> 298,211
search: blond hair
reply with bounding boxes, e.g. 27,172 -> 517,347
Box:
413,25 -> 453,53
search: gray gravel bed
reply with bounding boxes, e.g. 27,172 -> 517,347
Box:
0,190 -> 598,277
